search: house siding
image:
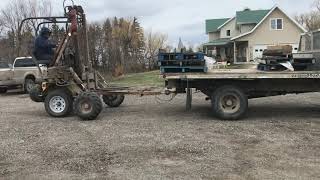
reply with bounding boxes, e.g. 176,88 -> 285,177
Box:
209,32 -> 220,41
236,8 -> 304,60
220,18 -> 240,38
239,24 -> 255,34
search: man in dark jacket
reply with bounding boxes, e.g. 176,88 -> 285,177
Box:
33,27 -> 57,65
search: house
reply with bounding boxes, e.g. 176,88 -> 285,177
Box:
203,6 -> 307,63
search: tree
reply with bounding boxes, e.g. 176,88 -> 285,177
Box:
144,30 -> 168,70
294,0 -> 320,31
0,0 -> 52,60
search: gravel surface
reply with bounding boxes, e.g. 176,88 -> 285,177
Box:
0,92 -> 319,179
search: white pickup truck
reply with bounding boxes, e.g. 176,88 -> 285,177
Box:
0,57 -> 45,93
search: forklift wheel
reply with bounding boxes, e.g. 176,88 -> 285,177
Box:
29,85 -> 44,102
44,88 -> 73,118
74,92 -> 103,120
102,95 -> 125,108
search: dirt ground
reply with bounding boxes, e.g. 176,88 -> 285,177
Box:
0,92 -> 319,180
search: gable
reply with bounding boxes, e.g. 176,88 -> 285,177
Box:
206,18 -> 230,33
236,9 -> 270,24
232,7 -> 307,40
220,18 -> 239,38
235,8 -> 305,44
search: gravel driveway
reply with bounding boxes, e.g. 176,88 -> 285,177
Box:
0,92 -> 319,179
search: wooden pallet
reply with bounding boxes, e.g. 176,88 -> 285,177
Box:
159,59 -> 205,67
160,66 -> 208,73
158,52 -> 205,61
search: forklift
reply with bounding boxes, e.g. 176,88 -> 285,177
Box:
19,0 -> 161,120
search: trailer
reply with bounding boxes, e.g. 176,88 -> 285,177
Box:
164,69 -> 320,120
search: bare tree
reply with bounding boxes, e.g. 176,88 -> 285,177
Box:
144,30 -> 168,70
0,0 -> 52,58
294,0 -> 320,31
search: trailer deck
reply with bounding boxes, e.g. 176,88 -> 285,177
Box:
163,68 -> 320,120
164,69 -> 320,80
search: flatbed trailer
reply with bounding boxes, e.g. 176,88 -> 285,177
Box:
164,69 -> 320,120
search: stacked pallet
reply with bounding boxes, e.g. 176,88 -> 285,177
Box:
158,52 -> 207,73
258,45 -> 316,71
258,45 -> 293,71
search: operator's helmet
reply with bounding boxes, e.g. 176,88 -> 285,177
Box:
40,27 -> 52,35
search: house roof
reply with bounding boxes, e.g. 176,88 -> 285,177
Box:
206,18 -> 230,33
236,9 -> 270,24
203,38 -> 231,46
231,6 -> 307,40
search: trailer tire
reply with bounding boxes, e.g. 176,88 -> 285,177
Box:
102,94 -> 125,108
211,86 -> 248,120
44,88 -> 73,118
74,92 -> 103,120
30,84 -> 44,102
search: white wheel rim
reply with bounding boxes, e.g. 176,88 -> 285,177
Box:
49,96 -> 66,113
26,81 -> 34,92
219,94 -> 240,114
26,83 -> 33,92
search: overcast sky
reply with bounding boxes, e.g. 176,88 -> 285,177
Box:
0,0 -> 315,47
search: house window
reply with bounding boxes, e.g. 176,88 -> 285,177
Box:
271,18 -> 283,30
226,30 -> 231,36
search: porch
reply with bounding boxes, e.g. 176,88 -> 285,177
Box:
203,39 -> 250,64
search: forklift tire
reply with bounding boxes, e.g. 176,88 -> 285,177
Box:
211,86 -> 248,120
102,95 -> 125,108
74,92 -> 103,120
29,84 -> 44,102
44,88 -> 73,118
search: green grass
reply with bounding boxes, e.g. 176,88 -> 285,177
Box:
110,71 -> 164,87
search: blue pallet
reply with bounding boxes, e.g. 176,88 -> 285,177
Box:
160,66 -> 208,73
158,52 -> 205,61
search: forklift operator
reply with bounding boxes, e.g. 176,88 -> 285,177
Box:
33,27 -> 57,65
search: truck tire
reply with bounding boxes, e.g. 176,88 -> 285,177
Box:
74,92 -> 103,120
0,88 -> 7,94
29,84 -> 44,102
25,78 -> 35,94
211,86 -> 248,120
102,94 -> 125,108
44,88 -> 73,118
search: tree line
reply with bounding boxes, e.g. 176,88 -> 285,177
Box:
294,0 -> 320,31
0,0 -> 168,76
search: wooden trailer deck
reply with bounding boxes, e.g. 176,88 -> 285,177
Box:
164,69 -> 320,80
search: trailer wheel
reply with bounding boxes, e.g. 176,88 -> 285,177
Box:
74,92 -> 103,120
44,88 -> 73,118
29,84 -> 44,102
102,94 -> 125,108
211,86 -> 248,120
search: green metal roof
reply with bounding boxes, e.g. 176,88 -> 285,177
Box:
203,38 -> 231,46
236,9 -> 270,24
206,18 -> 230,33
